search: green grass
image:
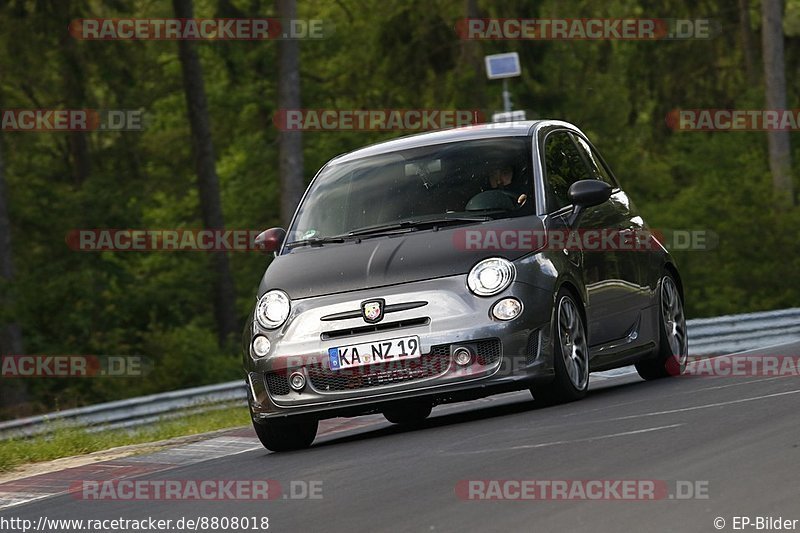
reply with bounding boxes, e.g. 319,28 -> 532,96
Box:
0,405 -> 251,473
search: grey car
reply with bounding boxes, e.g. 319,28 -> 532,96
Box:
243,120 -> 688,451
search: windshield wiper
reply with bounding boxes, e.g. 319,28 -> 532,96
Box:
347,215 -> 490,238
286,216 -> 492,247
284,235 -> 351,248
464,208 -> 512,215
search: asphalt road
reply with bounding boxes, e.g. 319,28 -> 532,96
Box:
3,341 -> 800,533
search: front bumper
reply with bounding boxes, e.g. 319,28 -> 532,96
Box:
243,275 -> 556,420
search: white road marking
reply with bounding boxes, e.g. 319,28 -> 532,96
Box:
590,340 -> 800,382
688,375 -> 791,393
0,492 -> 57,511
0,438 -> 264,511
607,388 -> 800,421
567,375 -> 792,420
446,423 -> 684,455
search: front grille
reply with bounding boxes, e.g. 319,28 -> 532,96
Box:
307,351 -> 448,392
265,371 -> 290,396
321,317 -> 430,340
320,301 -> 427,321
307,338 -> 501,393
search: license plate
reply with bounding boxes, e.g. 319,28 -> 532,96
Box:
328,336 -> 421,370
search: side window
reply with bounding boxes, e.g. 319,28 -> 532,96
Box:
543,131 -> 593,212
572,135 -> 618,188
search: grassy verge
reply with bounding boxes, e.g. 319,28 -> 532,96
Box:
0,405 -> 251,473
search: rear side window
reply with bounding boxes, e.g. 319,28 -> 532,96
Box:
543,131 -> 593,212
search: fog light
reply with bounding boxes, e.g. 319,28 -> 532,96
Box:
252,335 -> 271,357
492,298 -> 522,321
289,371 -> 306,391
453,347 -> 473,367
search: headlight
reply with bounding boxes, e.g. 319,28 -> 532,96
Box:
252,335 -> 271,357
467,258 -> 515,296
492,298 -> 523,320
256,290 -> 291,329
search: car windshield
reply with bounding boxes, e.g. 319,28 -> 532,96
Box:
287,136 -> 534,243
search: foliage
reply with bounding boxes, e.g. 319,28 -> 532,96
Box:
0,0 -> 797,415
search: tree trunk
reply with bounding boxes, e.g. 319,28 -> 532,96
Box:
0,140 -> 28,411
58,0 -> 92,186
63,43 -> 91,185
738,0 -> 757,85
277,0 -> 305,226
761,0 -> 795,207
459,0 -> 487,110
173,0 -> 238,345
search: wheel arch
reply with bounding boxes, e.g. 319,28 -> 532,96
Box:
555,279 -> 588,333
664,262 -> 685,301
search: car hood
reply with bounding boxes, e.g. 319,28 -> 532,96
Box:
259,217 -> 545,299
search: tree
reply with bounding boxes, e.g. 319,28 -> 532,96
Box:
59,0 -> 92,186
0,0 -> 798,416
173,0 -> 238,345
761,0 -> 795,207
0,139 -> 27,412
738,0 -> 758,85
276,0 -> 305,226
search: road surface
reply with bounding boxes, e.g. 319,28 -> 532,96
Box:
2,341 -> 799,532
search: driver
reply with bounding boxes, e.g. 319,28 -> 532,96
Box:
489,166 -> 514,190
464,162 -> 529,212
488,165 -> 527,207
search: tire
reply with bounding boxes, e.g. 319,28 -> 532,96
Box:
530,289 -> 589,405
252,417 -> 318,452
383,402 -> 432,425
635,273 -> 688,380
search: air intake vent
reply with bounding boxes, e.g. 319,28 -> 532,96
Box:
321,317 -> 429,340
525,330 -> 541,366
307,338 -> 501,393
265,371 -> 290,396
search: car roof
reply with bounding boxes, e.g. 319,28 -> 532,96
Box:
330,120 -> 579,164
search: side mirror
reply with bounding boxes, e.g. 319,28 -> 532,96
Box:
566,180 -> 612,226
254,227 -> 286,253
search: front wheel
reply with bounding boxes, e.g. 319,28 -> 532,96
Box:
635,273 -> 688,380
531,290 -> 589,405
252,417 -> 318,452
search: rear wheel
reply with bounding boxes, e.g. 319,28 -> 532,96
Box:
252,417 -> 318,452
531,290 -> 589,405
635,273 -> 688,380
383,402 -> 432,425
